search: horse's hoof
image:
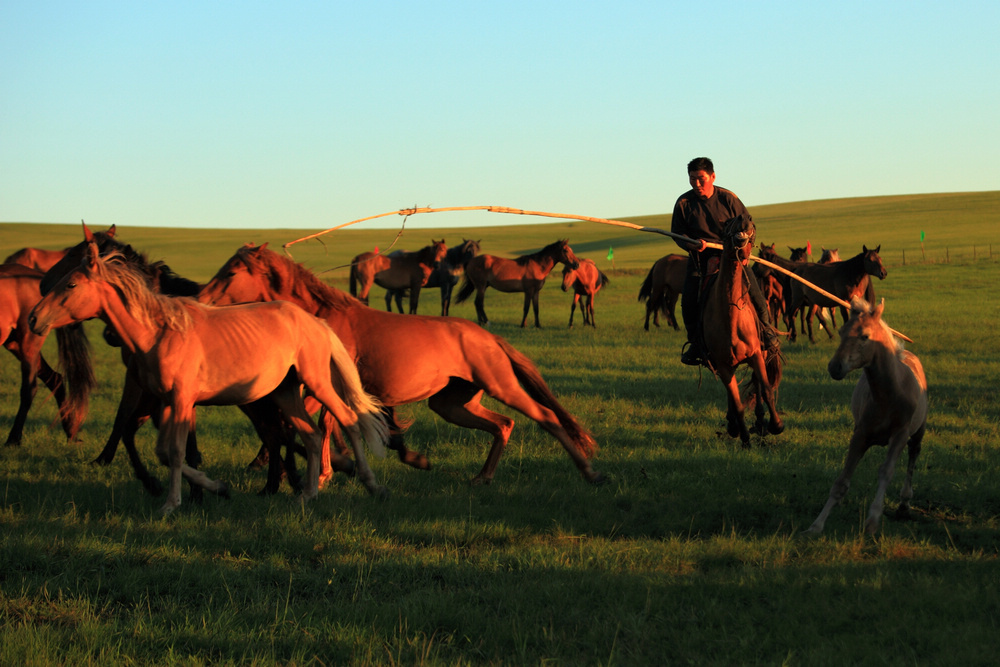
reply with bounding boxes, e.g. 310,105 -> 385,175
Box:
768,420 -> 785,435
587,471 -> 608,486
470,475 -> 492,486
371,485 -> 390,500
401,451 -> 432,470
216,482 -> 231,500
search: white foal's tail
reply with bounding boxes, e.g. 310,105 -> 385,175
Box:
325,329 -> 389,457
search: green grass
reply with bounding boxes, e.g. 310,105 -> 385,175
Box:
2,193 -> 1000,665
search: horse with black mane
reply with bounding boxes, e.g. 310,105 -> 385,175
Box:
385,238 -> 481,316
455,239 -> 580,328
349,240 -> 447,314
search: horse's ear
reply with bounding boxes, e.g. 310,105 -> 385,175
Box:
82,220 -> 94,243
863,245 -> 869,252
873,299 -> 885,319
107,224 -> 117,238
260,242 -> 268,251
875,245 -> 881,253
84,239 -> 100,270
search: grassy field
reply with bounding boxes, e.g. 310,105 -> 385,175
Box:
2,192 -> 999,665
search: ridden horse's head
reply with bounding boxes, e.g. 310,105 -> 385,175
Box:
723,215 -> 755,262
827,296 -> 898,380
862,245 -> 887,280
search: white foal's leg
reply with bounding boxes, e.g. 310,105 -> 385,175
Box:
864,434 -> 909,535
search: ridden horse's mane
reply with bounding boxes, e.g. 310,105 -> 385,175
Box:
515,239 -> 568,266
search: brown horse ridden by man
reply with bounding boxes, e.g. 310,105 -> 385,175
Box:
385,239 -> 481,316
198,243 -> 605,488
349,240 -> 447,314
455,239 -> 580,328
790,245 -> 886,344
700,215 -> 784,447
1,265 -> 95,447
804,297 -> 927,536
561,259 -> 610,328
637,254 -> 686,331
29,231 -> 389,515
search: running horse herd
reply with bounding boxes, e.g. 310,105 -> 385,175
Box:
1,220 -> 926,535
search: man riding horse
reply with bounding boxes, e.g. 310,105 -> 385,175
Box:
670,157 -> 780,366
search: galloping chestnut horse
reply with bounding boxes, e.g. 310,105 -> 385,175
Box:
29,232 -> 389,515
198,243 -> 604,487
637,254 -> 686,331
385,238 -> 481,316
0,265 -> 94,446
805,297 -> 927,535
349,240 -> 447,314
455,239 -> 580,328
561,258 -> 610,327
790,245 -> 886,343
701,215 -> 784,447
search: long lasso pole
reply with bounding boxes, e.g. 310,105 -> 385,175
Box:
284,205 -> 910,342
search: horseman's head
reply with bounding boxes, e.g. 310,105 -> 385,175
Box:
724,214 -> 755,260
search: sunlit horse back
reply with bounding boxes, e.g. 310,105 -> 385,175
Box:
805,296 -> 927,536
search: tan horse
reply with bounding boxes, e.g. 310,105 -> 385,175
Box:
637,254 -> 686,331
561,259 -> 610,327
349,240 -> 447,314
198,243 -> 604,487
805,297 -> 927,536
1,265 -> 94,446
455,239 -> 580,328
29,231 -> 389,515
700,215 -> 784,447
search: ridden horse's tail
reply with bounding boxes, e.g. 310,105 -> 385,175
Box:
495,337 -> 598,459
324,328 -> 389,457
54,323 -> 96,440
455,274 -> 475,304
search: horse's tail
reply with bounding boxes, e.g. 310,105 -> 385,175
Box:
597,270 -> 611,290
325,328 -> 388,457
495,336 -> 598,459
637,265 -> 654,303
348,260 -> 359,298
455,274 -> 475,304
54,323 -> 96,440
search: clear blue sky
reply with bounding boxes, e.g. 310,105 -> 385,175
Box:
2,1 -> 997,230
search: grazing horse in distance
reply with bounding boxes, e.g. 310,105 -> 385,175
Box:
561,258 -> 610,328
4,247 -> 68,273
385,238 -> 481,316
29,232 -> 389,515
818,247 -> 841,329
701,215 -> 784,447
455,239 -> 580,328
0,265 -> 94,446
791,245 -> 887,344
349,240 -> 447,314
199,243 -> 604,487
804,297 -> 927,536
637,254 -> 686,331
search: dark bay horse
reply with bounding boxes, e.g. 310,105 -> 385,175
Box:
804,297 -> 927,535
757,243 -> 809,341
561,259 -> 610,327
701,216 -> 784,447
29,233 -> 389,515
198,243 -> 604,487
790,245 -> 886,343
1,265 -> 94,446
817,247 -> 841,330
385,239 -> 481,316
637,254 -> 686,331
455,239 -> 580,328
349,240 -> 447,314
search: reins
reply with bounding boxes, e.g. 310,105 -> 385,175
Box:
283,205 -> 911,342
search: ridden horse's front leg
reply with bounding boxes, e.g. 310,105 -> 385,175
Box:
720,370 -> 750,447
